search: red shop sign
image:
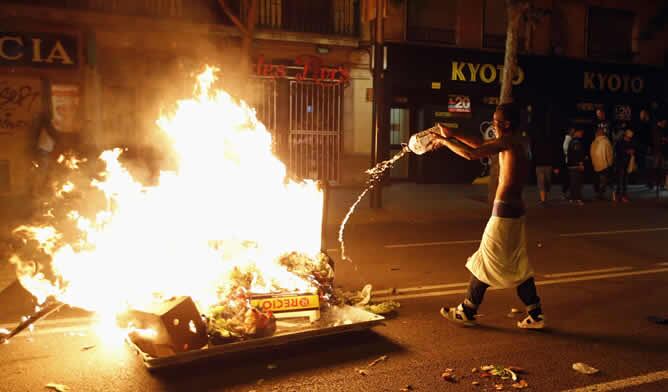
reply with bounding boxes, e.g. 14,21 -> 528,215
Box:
254,55 -> 350,84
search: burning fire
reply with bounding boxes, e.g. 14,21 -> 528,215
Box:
10,67 -> 326,332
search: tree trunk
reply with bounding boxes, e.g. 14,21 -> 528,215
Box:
499,0 -> 528,104
240,0 -> 258,81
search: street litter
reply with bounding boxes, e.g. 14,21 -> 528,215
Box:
45,383 -> 69,392
472,381 -> 480,386
267,363 -> 277,370
572,362 -> 599,375
364,301 -> 400,315
81,345 -> 96,351
480,365 -> 519,381
511,380 -> 529,389
355,368 -> 369,376
399,385 -> 414,391
368,355 -> 388,367
494,384 -> 504,390
441,370 -> 457,383
339,284 -> 401,315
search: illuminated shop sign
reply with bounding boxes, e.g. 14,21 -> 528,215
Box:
448,95 -> 471,113
583,72 -> 644,94
450,61 -> 525,85
0,32 -> 77,67
254,55 -> 350,84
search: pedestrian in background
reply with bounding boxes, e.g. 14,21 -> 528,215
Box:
590,128 -> 614,200
595,108 -> 611,139
31,117 -> 56,201
532,134 -> 560,205
567,129 -> 586,206
614,129 -> 636,203
652,114 -> 668,193
561,127 -> 575,198
635,109 -> 653,189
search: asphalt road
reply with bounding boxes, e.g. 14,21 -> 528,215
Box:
1,197 -> 668,391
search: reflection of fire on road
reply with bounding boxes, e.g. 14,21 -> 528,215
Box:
7,67 -> 350,355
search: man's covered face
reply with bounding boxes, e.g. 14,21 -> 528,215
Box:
493,111 -> 510,137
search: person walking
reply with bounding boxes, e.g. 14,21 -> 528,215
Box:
31,118 -> 57,201
561,127 -> 575,198
635,109 -> 653,189
567,129 -> 586,206
590,128 -> 614,200
595,108 -> 611,139
614,129 -> 636,202
532,134 -> 560,205
652,114 -> 668,194
428,103 -> 545,329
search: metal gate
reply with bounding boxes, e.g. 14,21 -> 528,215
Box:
246,77 -> 278,152
288,80 -> 342,183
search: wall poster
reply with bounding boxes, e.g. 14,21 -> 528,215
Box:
51,84 -> 80,133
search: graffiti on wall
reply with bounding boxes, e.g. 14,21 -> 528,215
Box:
0,77 -> 41,134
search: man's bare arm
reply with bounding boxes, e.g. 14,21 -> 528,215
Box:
438,124 -> 484,148
437,136 -> 511,160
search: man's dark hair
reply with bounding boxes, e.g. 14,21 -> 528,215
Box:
496,102 -> 521,129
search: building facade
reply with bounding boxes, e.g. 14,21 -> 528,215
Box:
1,0 -> 667,195
373,0 -> 668,183
0,0 -> 373,198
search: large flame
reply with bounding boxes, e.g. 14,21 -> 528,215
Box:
10,67 -> 324,322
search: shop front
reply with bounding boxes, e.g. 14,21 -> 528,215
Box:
384,43 -> 549,184
382,43 -> 665,184
0,29 -> 82,196
248,43 -> 367,185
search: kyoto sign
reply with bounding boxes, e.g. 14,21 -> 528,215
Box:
583,72 -> 644,94
0,32 -> 78,67
451,61 -> 525,85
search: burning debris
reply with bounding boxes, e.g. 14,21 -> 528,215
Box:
4,67 -> 383,360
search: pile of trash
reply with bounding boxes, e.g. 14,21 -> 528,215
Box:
335,284 -> 400,316
440,365 -> 530,390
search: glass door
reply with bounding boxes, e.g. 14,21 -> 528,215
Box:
389,107 -> 410,179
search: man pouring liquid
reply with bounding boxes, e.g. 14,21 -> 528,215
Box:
407,103 -> 545,329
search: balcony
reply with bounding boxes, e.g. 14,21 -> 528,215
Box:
247,0 -> 360,37
5,0 -> 359,38
1,0 -> 223,23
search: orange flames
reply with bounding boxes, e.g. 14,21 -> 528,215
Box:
10,67 -> 324,328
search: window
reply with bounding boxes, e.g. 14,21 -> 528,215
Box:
587,7 -> 634,62
483,0 -> 507,49
483,0 -> 525,50
389,108 -> 410,179
407,0 -> 457,44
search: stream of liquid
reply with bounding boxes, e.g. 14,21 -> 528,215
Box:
337,146 -> 410,262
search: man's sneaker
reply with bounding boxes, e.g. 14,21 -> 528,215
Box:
517,314 -> 545,329
440,305 -> 477,326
